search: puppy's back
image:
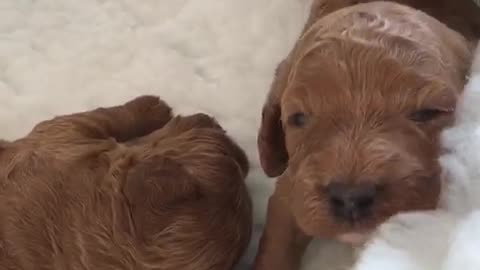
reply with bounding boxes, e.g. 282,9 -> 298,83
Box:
0,116 -> 253,270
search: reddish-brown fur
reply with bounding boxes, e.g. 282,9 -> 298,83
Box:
253,1 -> 475,270
304,0 -> 480,43
0,96 -> 253,270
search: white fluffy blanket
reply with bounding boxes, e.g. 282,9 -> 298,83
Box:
1,1 -> 479,269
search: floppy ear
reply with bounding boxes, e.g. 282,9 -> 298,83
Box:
257,60 -> 291,177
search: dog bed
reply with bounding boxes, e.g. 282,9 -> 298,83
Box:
0,0 -> 478,269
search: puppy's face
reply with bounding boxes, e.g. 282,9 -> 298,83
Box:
258,40 -> 460,240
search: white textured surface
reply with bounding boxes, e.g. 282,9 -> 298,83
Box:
1,1 -> 480,270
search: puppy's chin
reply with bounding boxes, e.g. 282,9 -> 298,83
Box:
337,231 -> 373,247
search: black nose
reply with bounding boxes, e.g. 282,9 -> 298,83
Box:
326,183 -> 377,223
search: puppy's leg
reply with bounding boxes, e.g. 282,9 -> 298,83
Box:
253,193 -> 311,270
30,95 -> 172,142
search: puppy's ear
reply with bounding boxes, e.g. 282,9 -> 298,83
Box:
123,156 -> 198,240
258,60 -> 290,177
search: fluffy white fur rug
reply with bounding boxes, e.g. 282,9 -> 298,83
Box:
1,1 -> 479,269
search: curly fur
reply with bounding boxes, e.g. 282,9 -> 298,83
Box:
0,96 -> 252,270
253,1 -> 475,270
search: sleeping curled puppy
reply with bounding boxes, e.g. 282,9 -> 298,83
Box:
0,96 -> 252,270
253,2 -> 473,270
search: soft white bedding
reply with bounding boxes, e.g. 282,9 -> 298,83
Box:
1,1 -> 478,269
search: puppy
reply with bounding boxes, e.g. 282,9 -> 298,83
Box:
0,96 -> 252,270
253,2 -> 473,270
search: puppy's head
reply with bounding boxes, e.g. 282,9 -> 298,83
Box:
121,114 -> 252,268
258,34 -> 464,240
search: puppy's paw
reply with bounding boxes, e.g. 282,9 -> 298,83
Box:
165,113 -> 223,133
180,113 -> 223,130
124,95 -> 173,133
125,95 -> 173,119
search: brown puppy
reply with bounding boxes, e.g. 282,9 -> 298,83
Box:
254,2 -> 473,270
0,96 -> 252,270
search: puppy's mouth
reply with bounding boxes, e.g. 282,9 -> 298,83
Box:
329,210 -> 378,246
337,231 -> 373,246
331,215 -> 380,243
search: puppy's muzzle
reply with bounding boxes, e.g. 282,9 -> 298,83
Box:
326,183 -> 378,224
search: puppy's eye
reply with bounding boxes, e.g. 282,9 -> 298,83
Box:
409,109 -> 445,123
288,112 -> 307,127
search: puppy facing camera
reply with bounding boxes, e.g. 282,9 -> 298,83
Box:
253,1 -> 474,270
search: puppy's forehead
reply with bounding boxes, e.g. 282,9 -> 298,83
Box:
283,39 -> 445,115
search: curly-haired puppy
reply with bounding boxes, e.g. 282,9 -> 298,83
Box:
253,2 -> 474,270
0,96 -> 252,270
